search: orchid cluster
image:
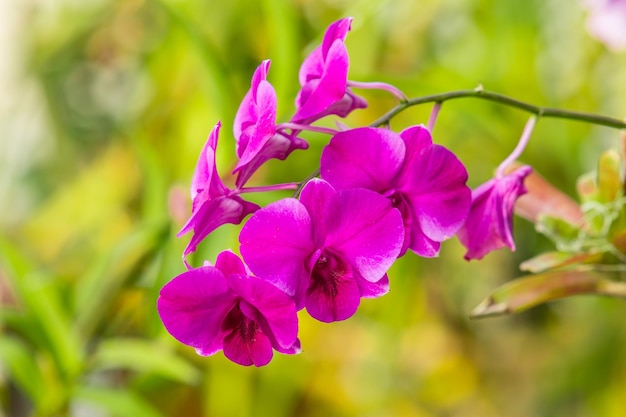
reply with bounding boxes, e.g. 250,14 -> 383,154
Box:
157,18 -> 549,367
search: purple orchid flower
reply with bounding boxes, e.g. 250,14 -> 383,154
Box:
178,122 -> 260,258
457,165 -> 533,260
291,17 -> 367,125
320,126 -> 471,257
157,250 -> 300,367
233,60 -> 308,188
239,178 -> 404,323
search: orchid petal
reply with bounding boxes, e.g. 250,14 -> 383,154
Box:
157,266 -> 235,356
190,122 -> 226,201
321,127 -> 405,192
222,305 -> 273,367
397,126 -> 471,253
228,275 -> 299,350
325,187 -> 404,282
299,178 -> 335,246
179,196 -> 260,258
239,198 -> 314,308
215,250 -> 248,277
357,273 -> 390,298
293,40 -> 349,122
305,253 -> 361,322
321,17 -> 352,58
458,165 -> 533,260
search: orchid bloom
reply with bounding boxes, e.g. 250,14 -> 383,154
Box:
458,116 -> 537,260
239,178 -> 404,323
457,165 -> 533,260
583,0 -> 626,51
178,122 -> 259,259
157,250 -> 300,367
320,126 -> 471,257
291,17 -> 367,125
233,60 -> 308,188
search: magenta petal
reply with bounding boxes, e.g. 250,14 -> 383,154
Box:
298,48 -> 323,86
239,198 -> 314,307
233,89 -> 254,153
299,178 -> 335,245
321,18 -> 352,58
325,187 -> 404,282
357,273 -> 390,298
157,266 -> 235,356
458,165 -> 533,260
321,127 -> 405,192
305,259 -> 360,323
215,250 -> 248,277
235,80 -> 278,167
228,275 -> 298,350
190,122 -> 227,201
233,60 -> 308,188
398,126 -> 471,243
274,338 -> 301,355
319,89 -> 368,119
180,196 -> 260,258
234,132 -> 307,189
408,226 -> 441,257
292,40 -> 349,122
234,60 -> 271,143
224,308 -> 274,366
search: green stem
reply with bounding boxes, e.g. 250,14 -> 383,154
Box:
370,86 -> 626,130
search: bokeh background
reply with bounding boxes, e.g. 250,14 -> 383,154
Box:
1,0 -> 626,416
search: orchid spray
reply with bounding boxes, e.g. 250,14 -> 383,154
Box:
159,17 -> 626,366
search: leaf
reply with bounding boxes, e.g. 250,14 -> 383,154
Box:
73,386 -> 166,417
0,234 -> 35,283
535,214 -> 582,250
471,270 -> 626,318
73,220 -> 168,338
0,337 -> 45,407
90,338 -> 200,384
0,236 -> 83,379
20,274 -> 84,379
519,251 -> 602,273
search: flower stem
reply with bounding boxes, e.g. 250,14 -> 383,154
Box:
239,183 -> 300,194
348,80 -> 408,102
370,85 -> 626,130
496,116 -> 537,177
277,122 -> 339,136
427,102 -> 442,133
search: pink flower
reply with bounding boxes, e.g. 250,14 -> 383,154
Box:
233,60 -> 308,188
178,122 -> 260,258
158,250 -> 300,367
239,179 -> 404,322
320,126 -> 471,257
292,18 -> 367,124
457,165 -> 533,260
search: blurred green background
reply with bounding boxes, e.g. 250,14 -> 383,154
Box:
1,0 -> 626,416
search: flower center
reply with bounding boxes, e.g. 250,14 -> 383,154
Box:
389,191 -> 413,227
309,250 -> 348,297
223,303 -> 258,344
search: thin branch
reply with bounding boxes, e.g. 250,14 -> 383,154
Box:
369,86 -> 626,130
